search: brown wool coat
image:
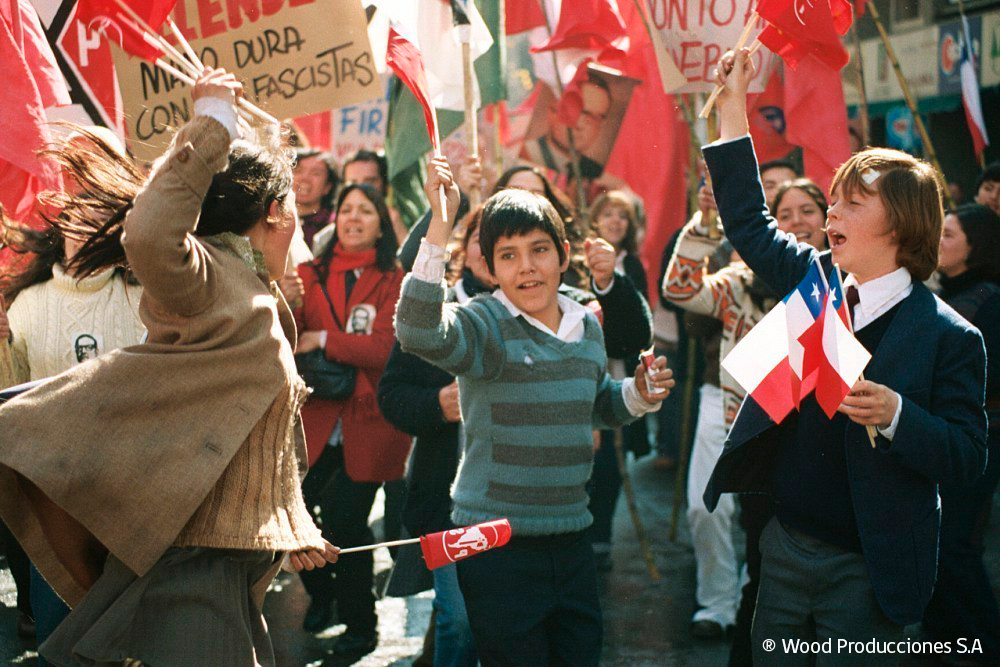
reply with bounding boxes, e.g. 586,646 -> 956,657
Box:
0,117 -> 303,607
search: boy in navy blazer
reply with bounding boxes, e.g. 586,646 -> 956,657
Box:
702,49 -> 987,664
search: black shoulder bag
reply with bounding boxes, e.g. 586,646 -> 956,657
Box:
294,266 -> 357,400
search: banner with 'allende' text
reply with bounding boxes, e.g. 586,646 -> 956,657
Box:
111,0 -> 379,161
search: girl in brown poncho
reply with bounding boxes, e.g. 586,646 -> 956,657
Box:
0,69 -> 338,666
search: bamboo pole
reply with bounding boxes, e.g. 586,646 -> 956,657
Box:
494,0 -> 507,178
865,1 -> 950,205
850,25 -> 870,147
700,13 -> 759,118
669,336 -> 699,541
461,39 -> 482,208
612,428 -> 662,581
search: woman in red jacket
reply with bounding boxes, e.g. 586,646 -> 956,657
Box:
294,183 -> 409,657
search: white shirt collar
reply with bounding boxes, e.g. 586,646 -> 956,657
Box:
492,289 -> 589,343
843,266 -> 913,329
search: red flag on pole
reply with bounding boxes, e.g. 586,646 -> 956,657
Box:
530,0 -> 626,54
75,0 -> 176,60
784,56 -> 851,196
386,26 -> 440,151
506,0 -> 546,35
747,66 -> 796,163
0,0 -> 68,222
756,0 -> 851,70
419,519 -> 512,569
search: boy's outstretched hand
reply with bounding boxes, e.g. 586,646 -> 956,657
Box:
635,357 -> 675,404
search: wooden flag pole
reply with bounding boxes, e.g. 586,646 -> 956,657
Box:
669,95 -> 707,541
494,0 -> 507,177
461,38 -> 482,208
699,13 -> 759,118
669,335 -> 699,541
850,25 -> 871,147
865,1 -> 950,205
338,537 -> 420,555
166,16 -> 204,69
611,427 -> 662,581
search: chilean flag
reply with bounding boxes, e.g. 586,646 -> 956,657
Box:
959,16 -> 989,160
814,269 -> 871,417
785,259 -> 828,404
722,266 -> 827,424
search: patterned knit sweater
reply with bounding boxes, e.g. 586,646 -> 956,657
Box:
395,276 -> 634,536
174,375 -> 325,552
1,264 -> 144,388
662,212 -> 777,426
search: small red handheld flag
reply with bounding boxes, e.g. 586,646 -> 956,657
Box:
419,519 -> 512,569
756,0 -> 851,71
386,26 -> 440,152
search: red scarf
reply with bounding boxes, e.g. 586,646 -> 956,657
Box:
322,243 -> 377,326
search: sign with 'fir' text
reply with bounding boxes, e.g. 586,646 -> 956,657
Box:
111,0 -> 379,161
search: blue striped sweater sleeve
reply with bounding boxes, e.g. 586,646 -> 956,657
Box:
395,275 -> 506,381
592,372 -> 633,430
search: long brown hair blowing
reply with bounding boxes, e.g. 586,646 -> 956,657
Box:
0,127 -> 144,304
65,125 -> 294,280
40,126 -> 146,280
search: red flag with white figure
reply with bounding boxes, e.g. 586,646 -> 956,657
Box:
784,55 -> 852,196
386,25 -> 440,151
74,0 -> 176,60
756,0 -> 852,71
419,519 -> 512,569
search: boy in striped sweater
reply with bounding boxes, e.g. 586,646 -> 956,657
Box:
395,158 -> 674,665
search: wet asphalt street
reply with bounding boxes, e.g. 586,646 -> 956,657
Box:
3,453 -> 999,666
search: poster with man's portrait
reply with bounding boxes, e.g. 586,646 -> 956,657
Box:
519,64 -> 638,184
347,304 -> 376,335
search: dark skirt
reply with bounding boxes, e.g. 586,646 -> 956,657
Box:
41,547 -> 278,667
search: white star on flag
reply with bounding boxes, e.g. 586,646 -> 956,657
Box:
811,283 -> 821,304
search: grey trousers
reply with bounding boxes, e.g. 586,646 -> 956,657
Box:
752,518 -> 904,666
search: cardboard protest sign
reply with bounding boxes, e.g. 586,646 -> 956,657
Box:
111,0 -> 380,161
643,0 -> 776,93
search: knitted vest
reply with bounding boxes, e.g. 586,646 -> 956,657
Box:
395,277 -> 632,536
174,377 -> 324,552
